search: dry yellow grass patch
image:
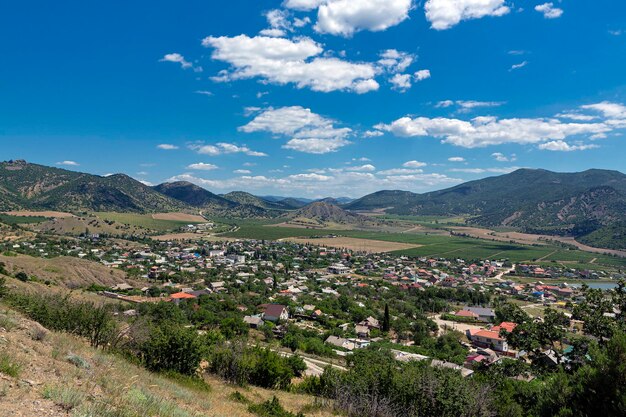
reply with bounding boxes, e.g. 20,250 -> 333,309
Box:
2,211 -> 74,218
286,237 -> 421,253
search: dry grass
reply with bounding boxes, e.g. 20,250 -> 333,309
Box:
0,254 -> 141,289
2,211 -> 74,218
286,236 -> 421,253
151,213 -> 206,223
0,304 -> 335,417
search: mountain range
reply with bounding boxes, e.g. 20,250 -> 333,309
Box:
1,160 -> 624,249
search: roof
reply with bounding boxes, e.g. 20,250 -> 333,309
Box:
473,330 -> 503,341
170,292 -> 196,299
492,322 -> 517,333
465,306 -> 495,317
263,304 -> 287,318
455,310 -> 479,318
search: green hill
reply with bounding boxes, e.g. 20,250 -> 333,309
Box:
0,160 -> 186,213
346,169 -> 626,249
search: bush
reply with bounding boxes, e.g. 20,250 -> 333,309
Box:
0,352 -> 22,378
140,324 -> 209,376
15,272 -> 28,282
6,292 -> 118,348
248,396 -> 305,417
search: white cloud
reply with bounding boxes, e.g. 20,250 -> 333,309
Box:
56,160 -> 79,166
510,61 -> 528,71
448,156 -> 465,162
449,167 -> 519,174
283,138 -> 350,154
234,169 -> 252,174
491,152 -> 516,162
436,100 -> 505,111
259,28 -> 286,37
377,168 -> 424,175
390,73 -> 413,91
167,167 -> 461,197
157,144 -> 179,150
202,35 -> 379,93
363,130 -> 384,138
375,114 -> 611,148
414,69 -> 431,81
284,0 -> 325,11
313,0 -> 413,37
535,3 -> 563,19
609,29 -> 623,36
160,53 -> 192,69
580,102 -> 626,119
190,142 -> 267,157
346,164 -> 376,172
424,0 -> 510,30
538,141 -> 598,152
194,90 -> 213,97
187,162 -> 219,171
378,49 -> 414,73
240,106 -> 353,154
403,160 -> 427,168
556,112 -> 598,121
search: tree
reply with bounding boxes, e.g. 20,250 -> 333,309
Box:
15,271 -> 28,282
382,303 -> 390,332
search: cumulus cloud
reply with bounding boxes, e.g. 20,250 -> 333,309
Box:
375,112 -> 611,148
403,160 -> 427,168
240,106 -> 352,154
284,0 -> 326,11
491,152 -> 516,162
187,163 -> 219,170
538,141 -> 598,152
189,142 -> 267,157
378,49 -> 415,73
233,169 -> 252,174
424,0 -> 510,30
363,130 -> 384,138
535,3 -> 563,19
312,0 -> 412,37
448,156 -> 465,162
56,160 -> 79,166
160,53 -> 201,72
390,73 -> 413,91
449,167 -> 519,174
202,35 -> 379,93
414,69 -> 431,81
157,144 -> 179,150
167,167 -> 461,197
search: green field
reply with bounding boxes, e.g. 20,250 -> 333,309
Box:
94,212 -> 204,232
222,224 -> 626,268
0,214 -> 47,225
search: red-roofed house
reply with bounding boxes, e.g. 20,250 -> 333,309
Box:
455,310 -> 479,319
469,329 -> 509,352
491,322 -> 517,334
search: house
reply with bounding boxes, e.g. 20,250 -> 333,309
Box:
491,322 -> 517,334
355,324 -> 370,338
327,264 -> 351,275
243,315 -> 265,329
325,336 -> 355,351
464,306 -> 496,323
169,292 -> 196,304
468,329 -> 509,352
262,304 -> 289,322
454,310 -> 479,320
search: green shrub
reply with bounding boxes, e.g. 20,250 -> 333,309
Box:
0,352 -> 22,378
248,396 -> 304,417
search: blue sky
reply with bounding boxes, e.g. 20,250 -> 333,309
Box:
1,0 -> 625,198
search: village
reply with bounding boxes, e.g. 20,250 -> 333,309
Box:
2,232 -> 624,379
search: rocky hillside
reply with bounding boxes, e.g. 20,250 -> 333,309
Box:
285,201 -> 376,228
0,160 -> 186,213
346,168 -> 626,249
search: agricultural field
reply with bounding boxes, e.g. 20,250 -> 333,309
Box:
151,212 -> 207,222
222,223 -> 626,268
94,212 -> 204,232
285,236 -> 421,253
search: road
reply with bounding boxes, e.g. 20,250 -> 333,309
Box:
276,350 -> 347,377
